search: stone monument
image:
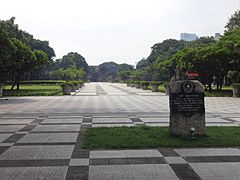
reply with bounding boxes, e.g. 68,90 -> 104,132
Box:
169,80 -> 205,136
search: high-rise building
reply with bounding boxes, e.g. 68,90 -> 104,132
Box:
180,33 -> 198,41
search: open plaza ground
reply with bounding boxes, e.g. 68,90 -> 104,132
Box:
0,82 -> 240,180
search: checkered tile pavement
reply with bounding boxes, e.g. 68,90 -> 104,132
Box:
0,115 -> 240,180
0,82 -> 240,179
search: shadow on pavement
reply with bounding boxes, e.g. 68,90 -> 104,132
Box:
0,98 -> 37,104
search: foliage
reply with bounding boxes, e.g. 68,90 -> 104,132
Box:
60,81 -> 74,88
150,81 -> 161,85
140,81 -> 150,86
225,10 -> 240,30
0,17 -> 55,89
133,13 -> 240,91
49,67 -> 85,81
0,27 -> 14,82
55,52 -> 88,71
88,62 -> 133,82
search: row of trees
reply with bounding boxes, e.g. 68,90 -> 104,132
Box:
0,18 -> 91,87
130,10 -> 240,91
1,10 -> 239,86
47,52 -> 88,81
88,62 -> 134,82
0,18 -> 136,85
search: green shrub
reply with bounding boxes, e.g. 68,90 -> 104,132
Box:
140,81 -> 150,86
60,82 -> 73,88
150,81 -> 161,86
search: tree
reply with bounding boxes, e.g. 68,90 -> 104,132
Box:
10,38 -> 36,90
29,50 -> 49,80
56,52 -> 88,71
0,17 -> 56,86
220,28 -> 240,83
0,29 -> 15,83
49,67 -> 86,81
225,10 -> 240,31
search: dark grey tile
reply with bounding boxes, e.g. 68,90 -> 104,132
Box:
184,156 -> 205,163
81,124 -> 92,128
184,156 -> 240,163
71,150 -> 90,159
127,158 -> 148,164
108,158 -> 129,165
170,164 -> 201,180
30,119 -> 44,124
66,166 -> 89,180
2,134 -> 25,143
130,118 -> 142,122
158,148 -> 180,157
90,158 -> 109,165
0,146 -> 10,155
82,118 -> 92,123
221,156 -> 240,162
147,157 -> 166,164
71,127 -> 89,159
19,125 -> 37,132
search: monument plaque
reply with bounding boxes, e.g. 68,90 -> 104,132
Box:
169,80 -> 206,136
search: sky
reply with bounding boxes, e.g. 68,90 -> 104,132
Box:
0,0 -> 239,66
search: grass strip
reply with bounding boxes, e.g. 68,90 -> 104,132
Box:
3,85 -> 62,96
83,126 -> 240,149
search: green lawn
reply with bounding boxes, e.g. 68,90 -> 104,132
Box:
204,90 -> 233,97
3,84 -> 63,96
83,126 -> 240,149
154,85 -> 233,97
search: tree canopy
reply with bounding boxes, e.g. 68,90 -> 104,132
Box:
0,17 -> 55,89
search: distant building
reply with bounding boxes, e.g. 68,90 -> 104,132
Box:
180,33 -> 198,41
214,33 -> 221,41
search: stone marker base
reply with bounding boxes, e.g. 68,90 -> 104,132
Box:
170,113 -> 206,136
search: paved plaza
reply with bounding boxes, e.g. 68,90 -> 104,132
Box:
0,82 -> 240,180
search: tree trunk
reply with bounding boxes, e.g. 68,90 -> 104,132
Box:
11,81 -> 16,90
208,83 -> 212,92
13,75 -> 20,91
16,76 -> 20,90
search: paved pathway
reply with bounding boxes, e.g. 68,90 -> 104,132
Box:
0,82 -> 240,180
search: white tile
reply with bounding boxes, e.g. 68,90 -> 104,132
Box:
0,166 -> 68,180
141,118 -> 169,123
70,159 -> 89,166
89,165 -> 133,180
165,157 -> 187,164
0,145 -> 74,160
90,150 -> 162,158
130,164 -> 178,180
190,163 -> 240,180
123,150 -> 163,158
